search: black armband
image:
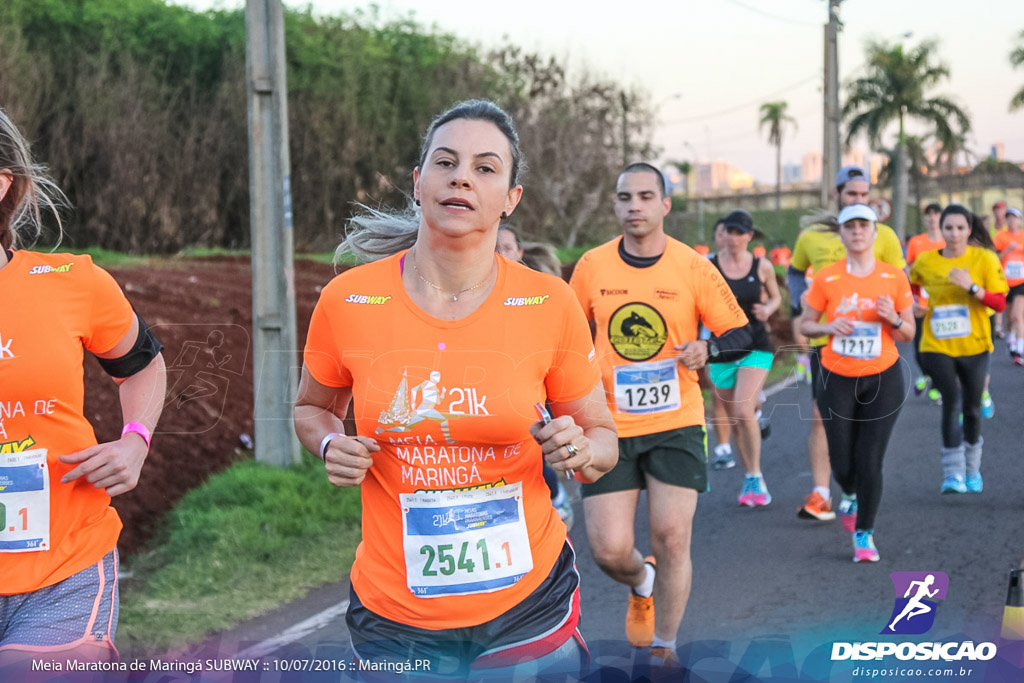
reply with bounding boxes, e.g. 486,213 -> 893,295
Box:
710,324 -> 754,363
97,313 -> 164,378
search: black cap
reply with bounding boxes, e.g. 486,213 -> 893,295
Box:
721,209 -> 765,239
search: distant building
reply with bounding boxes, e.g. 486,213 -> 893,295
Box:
842,148 -> 866,171
801,150 -> 822,183
783,162 -> 802,184
991,143 -> 1005,161
696,161 -> 754,192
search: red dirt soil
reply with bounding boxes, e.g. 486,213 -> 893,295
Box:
87,256 -> 343,556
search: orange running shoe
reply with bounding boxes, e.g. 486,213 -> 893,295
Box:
797,491 -> 836,521
625,556 -> 656,647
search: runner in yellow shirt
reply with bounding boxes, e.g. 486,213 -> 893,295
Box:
910,205 -> 1008,494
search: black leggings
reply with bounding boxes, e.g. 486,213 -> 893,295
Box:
917,352 -> 988,448
815,363 -> 905,531
913,315 -> 926,377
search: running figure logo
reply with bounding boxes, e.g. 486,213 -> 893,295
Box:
882,571 -> 949,635
377,369 -> 462,443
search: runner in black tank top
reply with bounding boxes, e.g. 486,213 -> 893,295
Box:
707,211 -> 781,508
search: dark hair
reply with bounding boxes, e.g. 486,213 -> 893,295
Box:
923,203 -> 942,214
498,224 -> 522,248
0,109 -> 68,249
621,162 -> 667,197
419,99 -> 525,188
941,204 -> 995,252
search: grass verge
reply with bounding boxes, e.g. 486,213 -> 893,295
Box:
118,452 -> 361,656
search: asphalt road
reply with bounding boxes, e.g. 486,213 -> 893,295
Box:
217,340 -> 1024,681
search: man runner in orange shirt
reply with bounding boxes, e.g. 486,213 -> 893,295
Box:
571,163 -> 751,667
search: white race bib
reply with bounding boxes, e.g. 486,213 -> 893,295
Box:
930,305 -> 971,339
613,358 -> 682,414
400,482 -> 533,598
0,448 -> 51,553
832,322 -> 882,359
1005,261 -> 1023,280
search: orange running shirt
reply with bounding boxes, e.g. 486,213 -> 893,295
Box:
570,236 -> 748,438
906,233 -> 945,266
805,260 -> 913,377
303,253 -> 599,629
0,252 -> 133,595
992,230 -> 1024,286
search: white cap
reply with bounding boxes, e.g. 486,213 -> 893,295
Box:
1007,208 -> 1022,219
837,203 -> 878,225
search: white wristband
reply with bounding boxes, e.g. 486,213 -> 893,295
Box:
319,432 -> 343,461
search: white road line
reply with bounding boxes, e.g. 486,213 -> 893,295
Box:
235,599 -> 349,660
764,371 -> 800,397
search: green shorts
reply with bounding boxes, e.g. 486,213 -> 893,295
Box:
708,350 -> 774,389
581,425 -> 708,496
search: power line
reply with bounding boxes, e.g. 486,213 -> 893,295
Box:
721,0 -> 821,27
662,74 -> 819,126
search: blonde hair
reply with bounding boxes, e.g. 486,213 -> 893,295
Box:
0,109 -> 67,249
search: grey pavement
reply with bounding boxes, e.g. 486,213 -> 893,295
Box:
208,340 -> 1024,681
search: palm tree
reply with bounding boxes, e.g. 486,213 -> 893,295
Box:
933,128 -> 976,203
759,101 -> 797,222
843,40 -> 970,240
1012,30 -> 1024,111
876,135 -> 929,233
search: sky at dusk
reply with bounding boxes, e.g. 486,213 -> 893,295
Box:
179,0 -> 1024,184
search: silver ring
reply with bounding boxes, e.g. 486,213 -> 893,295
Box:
564,443 -> 579,457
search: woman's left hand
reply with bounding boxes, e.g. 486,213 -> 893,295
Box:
876,295 -> 898,325
530,415 -> 591,475
59,436 -> 149,497
751,303 -> 771,322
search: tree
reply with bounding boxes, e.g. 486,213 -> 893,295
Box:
1012,29 -> 1024,111
843,40 -> 970,240
876,135 -> 929,233
759,101 -> 797,224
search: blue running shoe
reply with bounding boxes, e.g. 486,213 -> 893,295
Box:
853,530 -> 880,563
981,391 -> 994,419
738,475 -> 771,507
712,443 -> 735,470
966,473 -> 983,493
942,475 -> 967,494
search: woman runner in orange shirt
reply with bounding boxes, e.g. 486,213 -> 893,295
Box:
798,204 -> 915,563
0,110 -> 166,670
293,100 -> 617,678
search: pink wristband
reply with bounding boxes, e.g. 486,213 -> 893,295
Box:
121,422 -> 152,449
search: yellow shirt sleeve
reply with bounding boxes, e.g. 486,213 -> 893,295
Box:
875,224 -> 907,269
791,231 -> 812,272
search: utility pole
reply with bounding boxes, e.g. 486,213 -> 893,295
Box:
246,0 -> 300,466
621,91 -> 630,165
821,0 -> 842,207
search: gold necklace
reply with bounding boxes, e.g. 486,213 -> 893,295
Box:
411,249 -> 493,302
